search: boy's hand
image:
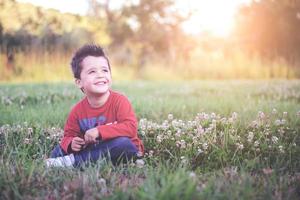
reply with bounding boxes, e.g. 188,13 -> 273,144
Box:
71,137 -> 86,152
84,127 -> 100,144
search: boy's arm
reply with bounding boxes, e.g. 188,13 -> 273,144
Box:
60,110 -> 81,153
97,95 -> 137,140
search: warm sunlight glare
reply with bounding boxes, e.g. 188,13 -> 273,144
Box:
181,0 -> 251,37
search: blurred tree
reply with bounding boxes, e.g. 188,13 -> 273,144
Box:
0,0 -> 110,73
87,0 -> 191,73
234,0 -> 300,65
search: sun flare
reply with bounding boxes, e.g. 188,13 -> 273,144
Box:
181,0 -> 251,37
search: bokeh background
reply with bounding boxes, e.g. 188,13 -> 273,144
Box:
0,0 -> 300,82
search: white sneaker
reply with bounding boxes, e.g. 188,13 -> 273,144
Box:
45,154 -> 75,168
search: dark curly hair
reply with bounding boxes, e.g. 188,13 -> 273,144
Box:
71,44 -> 111,79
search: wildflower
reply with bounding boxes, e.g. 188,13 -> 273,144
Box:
202,143 -> 208,150
166,130 -> 172,136
156,135 -> 163,143
140,131 -> 145,136
180,156 -> 188,164
211,112 -> 216,119
254,140 -> 260,147
189,172 -> 196,179
292,143 -> 296,147
231,112 -> 238,121
278,145 -> 284,153
175,130 -> 181,138
180,139 -> 186,149
27,127 -> 33,135
283,111 -> 288,117
236,143 -> 244,150
247,132 -> 254,143
271,136 -> 279,144
264,131 -> 270,136
197,148 -> 203,154
258,111 -> 265,120
135,159 -> 145,168
168,114 -> 173,121
274,119 -> 281,126
297,111 -> 300,117
24,138 -> 31,144
272,108 -> 277,115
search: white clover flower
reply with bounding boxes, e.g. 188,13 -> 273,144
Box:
274,119 -> 281,126
271,136 -> 279,144
166,130 -> 172,136
228,118 -> 234,124
278,145 -> 284,153
211,112 -> 216,119
247,132 -> 254,143
140,131 -> 146,136
147,150 -> 154,158
283,112 -> 288,117
189,172 -> 196,179
176,141 -> 181,148
251,120 -> 258,128
254,140 -> 260,147
168,114 -> 174,121
24,138 -> 31,144
258,111 -> 265,120
197,148 -> 203,154
180,139 -> 186,149
272,108 -> 277,115
202,142 -> 208,150
236,143 -> 244,150
211,120 -> 217,127
172,120 -> 178,127
135,159 -> 145,168
156,135 -> 163,143
231,112 -> 238,120
27,127 -> 33,135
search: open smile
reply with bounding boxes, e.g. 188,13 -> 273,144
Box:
94,80 -> 108,85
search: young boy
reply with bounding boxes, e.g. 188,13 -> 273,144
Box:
46,44 -> 144,167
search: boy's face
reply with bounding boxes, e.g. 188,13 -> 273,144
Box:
75,56 -> 112,96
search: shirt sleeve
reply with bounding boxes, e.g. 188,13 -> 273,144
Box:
60,108 -> 81,153
97,95 -> 138,140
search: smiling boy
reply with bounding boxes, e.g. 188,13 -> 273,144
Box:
46,44 -> 144,167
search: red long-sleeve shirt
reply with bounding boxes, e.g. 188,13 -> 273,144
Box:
60,90 -> 144,154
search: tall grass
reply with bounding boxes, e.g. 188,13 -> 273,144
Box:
1,50 -> 299,82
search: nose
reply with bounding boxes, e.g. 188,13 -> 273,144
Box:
96,70 -> 104,77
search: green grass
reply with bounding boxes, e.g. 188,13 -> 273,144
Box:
0,80 -> 300,199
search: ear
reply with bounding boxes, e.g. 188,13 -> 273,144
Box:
75,78 -> 82,89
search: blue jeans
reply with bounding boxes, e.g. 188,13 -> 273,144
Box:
50,137 -> 138,167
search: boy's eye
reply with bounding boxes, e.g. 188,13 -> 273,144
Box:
88,70 -> 95,74
103,69 -> 108,72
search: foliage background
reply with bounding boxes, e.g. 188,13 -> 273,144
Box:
1,0 -> 300,81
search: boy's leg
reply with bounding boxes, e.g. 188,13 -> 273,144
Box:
46,144 -> 74,167
73,137 -> 138,166
50,144 -> 68,158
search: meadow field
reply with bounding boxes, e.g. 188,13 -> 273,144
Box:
0,80 -> 300,199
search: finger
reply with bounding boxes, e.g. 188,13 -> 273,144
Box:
73,143 -> 82,150
72,146 -> 81,151
74,137 -> 85,143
